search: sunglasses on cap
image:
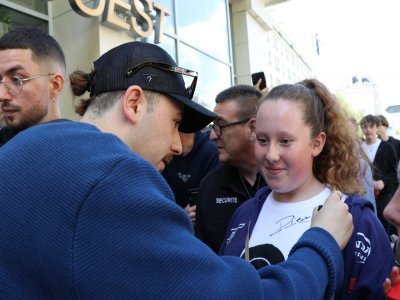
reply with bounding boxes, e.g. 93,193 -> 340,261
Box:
125,62 -> 198,99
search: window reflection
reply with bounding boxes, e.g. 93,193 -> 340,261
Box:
121,0 -> 175,35
157,34 -> 176,60
7,0 -> 47,14
0,5 -> 47,36
151,0 -> 175,35
176,0 -> 230,62
179,43 -> 231,110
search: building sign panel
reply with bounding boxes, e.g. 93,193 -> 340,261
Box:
68,0 -> 170,43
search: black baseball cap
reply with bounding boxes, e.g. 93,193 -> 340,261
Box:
90,41 -> 216,133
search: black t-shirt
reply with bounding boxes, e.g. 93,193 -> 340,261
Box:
0,126 -> 21,147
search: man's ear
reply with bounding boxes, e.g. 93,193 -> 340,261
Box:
122,85 -> 145,124
311,131 -> 326,157
49,73 -> 64,99
249,118 -> 256,141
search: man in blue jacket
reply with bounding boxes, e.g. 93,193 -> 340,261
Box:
0,41 -> 353,299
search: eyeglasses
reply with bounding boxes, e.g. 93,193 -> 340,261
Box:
125,62 -> 198,99
211,118 -> 250,137
0,74 -> 54,96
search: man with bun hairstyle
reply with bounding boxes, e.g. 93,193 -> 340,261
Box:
0,41 -> 353,299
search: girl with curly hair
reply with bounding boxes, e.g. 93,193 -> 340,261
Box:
220,79 -> 394,299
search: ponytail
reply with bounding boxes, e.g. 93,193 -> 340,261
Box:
69,70 -> 94,116
300,79 -> 362,194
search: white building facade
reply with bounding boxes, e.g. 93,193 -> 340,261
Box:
0,0 -> 312,119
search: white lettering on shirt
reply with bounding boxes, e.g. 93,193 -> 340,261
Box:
354,232 -> 371,264
226,223 -> 246,246
216,197 -> 238,204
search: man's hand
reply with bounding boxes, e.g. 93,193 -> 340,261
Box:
184,204 -> 196,226
311,191 -> 353,250
253,78 -> 269,96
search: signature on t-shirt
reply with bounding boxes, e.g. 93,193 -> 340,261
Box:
270,215 -> 312,236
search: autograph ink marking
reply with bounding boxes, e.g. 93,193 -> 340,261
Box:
270,215 -> 311,236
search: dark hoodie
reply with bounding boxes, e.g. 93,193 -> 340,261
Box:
162,130 -> 219,208
220,186 -> 394,299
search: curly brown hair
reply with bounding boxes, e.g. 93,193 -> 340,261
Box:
262,78 -> 363,194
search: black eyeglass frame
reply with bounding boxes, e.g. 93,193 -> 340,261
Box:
211,118 -> 250,137
125,62 -> 198,99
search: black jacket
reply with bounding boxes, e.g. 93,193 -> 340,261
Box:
387,136 -> 400,164
195,163 -> 266,252
373,140 -> 398,195
162,131 -> 219,208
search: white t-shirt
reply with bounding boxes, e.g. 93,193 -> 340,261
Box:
361,140 -> 381,163
246,187 -> 331,260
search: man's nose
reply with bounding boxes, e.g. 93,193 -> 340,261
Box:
209,128 -> 219,141
172,131 -> 183,156
0,81 -> 12,102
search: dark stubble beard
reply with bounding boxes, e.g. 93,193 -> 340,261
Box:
2,104 -> 48,134
0,112 -> 47,146
7,114 -> 46,132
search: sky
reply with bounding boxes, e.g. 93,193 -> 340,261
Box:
266,0 -> 400,110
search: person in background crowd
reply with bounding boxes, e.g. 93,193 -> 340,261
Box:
195,85 -> 267,253
360,114 -> 399,235
0,26 -> 65,147
349,117 -> 376,214
377,114 -> 400,165
0,41 -> 354,299
162,130 -> 219,225
220,79 -> 394,299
